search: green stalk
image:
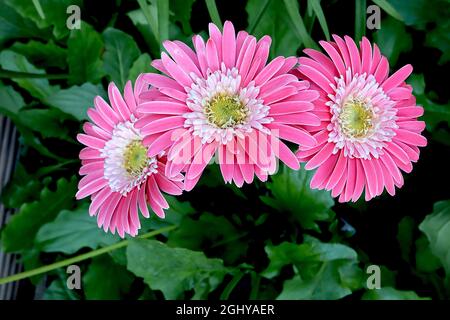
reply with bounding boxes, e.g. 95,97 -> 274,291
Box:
249,271 -> 260,299
205,0 -> 223,29
220,272 -> 245,300
355,0 -> 366,41
309,0 -> 330,41
0,225 -> 176,286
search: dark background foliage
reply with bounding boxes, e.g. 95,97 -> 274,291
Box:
0,0 -> 449,300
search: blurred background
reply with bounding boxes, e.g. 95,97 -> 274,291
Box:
0,0 -> 449,300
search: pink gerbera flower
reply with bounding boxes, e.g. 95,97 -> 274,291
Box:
295,35 -> 427,202
76,77 -> 184,237
135,21 -> 320,190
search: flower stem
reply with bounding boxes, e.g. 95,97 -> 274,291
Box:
354,0 -> 366,41
0,225 -> 177,286
205,0 -> 223,29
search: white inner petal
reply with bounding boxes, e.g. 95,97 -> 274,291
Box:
327,69 -> 398,159
101,119 -> 157,195
185,63 -> 272,144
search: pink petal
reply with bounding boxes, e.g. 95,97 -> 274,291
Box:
272,113 -> 321,126
325,150 -> 347,190
360,37 -> 373,74
268,100 -> 314,115
254,56 -> 285,87
163,40 -> 202,77
319,40 -> 346,75
142,72 -> 184,91
344,35 -> 361,75
305,142 -> 334,170
140,116 -> 185,136
108,83 -> 130,121
382,64 -> 413,92
138,186 -> 150,218
208,22 -> 222,61
266,123 -> 317,147
139,101 -> 189,115
148,129 -> 178,157
395,129 -> 427,147
206,38 -> 220,72
222,21 -> 236,68
77,134 -> 105,149
161,52 -> 192,87
155,173 -> 183,196
351,160 -> 365,201
147,175 -> 169,209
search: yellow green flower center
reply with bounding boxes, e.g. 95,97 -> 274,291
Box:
124,140 -> 148,177
205,94 -> 248,128
339,99 -> 374,138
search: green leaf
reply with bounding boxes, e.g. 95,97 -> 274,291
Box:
35,204 -> 118,255
103,28 -> 141,89
157,0 -> 170,43
127,239 -> 230,299
262,237 -> 358,279
415,234 -> 441,273
373,17 -> 412,66
168,212 -> 248,264
0,164 -> 44,208
397,216 -> 415,263
388,0 -> 447,30
265,237 -> 363,300
362,287 -> 430,300
246,0 -> 303,57
128,9 -> 160,56
170,0 -> 196,34
1,177 -> 77,252
12,122 -> 65,160
83,255 -> 134,300
5,0 -> 83,39
419,200 -> 450,277
0,84 -> 72,146
43,277 -> 80,300
44,82 -> 106,121
0,50 -> 57,100
67,22 -> 104,85
0,2 -> 49,46
408,74 -> 450,131
261,166 -> 334,231
0,87 -> 67,159
0,82 -> 25,115
140,196 -> 195,231
10,40 -> 67,69
137,0 -> 160,43
128,53 -> 155,83
372,0 -> 403,21
425,20 -> 450,65
282,0 -> 316,49
16,108 -> 71,141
